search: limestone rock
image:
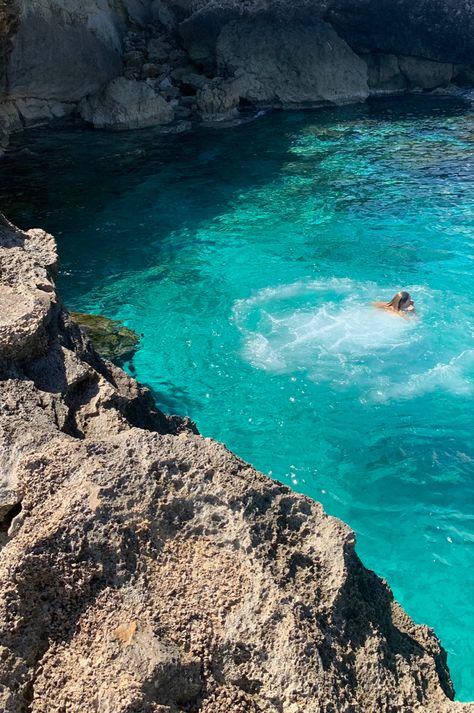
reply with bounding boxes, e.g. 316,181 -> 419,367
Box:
0,216 -> 57,362
7,0 -> 123,103
180,71 -> 210,90
0,284 -> 53,361
142,61 -> 162,78
151,0 -> 178,32
0,0 -> 19,94
80,77 -> 175,129
0,212 -> 472,712
398,55 -> 454,90
215,17 -> 369,108
148,37 -> 173,62
14,98 -> 76,127
365,53 -> 407,93
1,0 -> 473,150
123,0 -> 154,25
196,77 -> 243,119
177,0 -> 473,100
0,100 -> 22,154
326,0 -> 474,68
454,65 -> 474,88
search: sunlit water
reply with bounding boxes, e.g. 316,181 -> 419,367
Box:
1,96 -> 473,700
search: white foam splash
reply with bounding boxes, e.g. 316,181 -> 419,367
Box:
232,279 -> 471,402
234,279 -> 417,370
368,350 -> 474,403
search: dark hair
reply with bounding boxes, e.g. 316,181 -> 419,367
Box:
387,291 -> 411,310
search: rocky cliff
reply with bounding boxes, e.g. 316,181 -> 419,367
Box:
1,215 -> 473,712
0,0 -> 473,148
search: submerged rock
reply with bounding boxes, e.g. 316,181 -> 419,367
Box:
70,312 -> 140,366
1,213 -> 472,711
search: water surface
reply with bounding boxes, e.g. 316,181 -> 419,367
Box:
1,96 -> 473,699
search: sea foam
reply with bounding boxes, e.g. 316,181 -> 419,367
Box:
233,279 -> 471,402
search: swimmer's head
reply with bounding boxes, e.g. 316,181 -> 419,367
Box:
388,291 -> 415,312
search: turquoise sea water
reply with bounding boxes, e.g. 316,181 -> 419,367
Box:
1,97 -> 473,699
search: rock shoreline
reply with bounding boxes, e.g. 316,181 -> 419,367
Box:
1,0 -> 473,150
1,215 -> 473,711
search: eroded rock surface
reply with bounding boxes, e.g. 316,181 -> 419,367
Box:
80,76 -> 174,128
215,17 -> 369,110
1,214 -> 472,711
1,0 -> 473,146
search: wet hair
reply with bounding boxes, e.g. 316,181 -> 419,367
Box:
386,291 -> 411,311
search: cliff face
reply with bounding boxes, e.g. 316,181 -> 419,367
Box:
1,215 -> 472,712
325,0 -> 474,66
0,0 -> 18,93
0,0 -> 125,141
0,0 -> 473,148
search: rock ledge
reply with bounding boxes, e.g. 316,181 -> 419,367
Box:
1,213 -> 472,712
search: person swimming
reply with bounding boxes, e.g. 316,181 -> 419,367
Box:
373,290 -> 416,317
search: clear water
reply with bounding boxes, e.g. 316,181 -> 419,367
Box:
1,96 -> 473,700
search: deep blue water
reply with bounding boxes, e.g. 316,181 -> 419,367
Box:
1,96 -> 473,700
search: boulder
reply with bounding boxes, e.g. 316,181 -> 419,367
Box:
122,0 -> 153,26
196,77 -> 243,119
123,49 -> 145,68
142,62 -> 162,79
398,55 -> 454,90
151,0 -> 178,32
147,37 -> 172,63
215,17 -> 369,108
0,217 -> 57,362
14,98 -> 76,127
80,77 -> 175,130
180,71 -> 211,90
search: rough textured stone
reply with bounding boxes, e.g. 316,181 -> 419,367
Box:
398,55 -> 454,90
0,216 -> 57,362
215,17 -> 369,108
14,98 -> 76,127
8,0 -> 123,103
0,100 -> 21,154
0,0 -> 19,94
1,214 -> 473,711
80,77 -> 174,129
1,0 -> 474,147
196,77 -> 243,119
177,0 -> 474,80
326,0 -> 474,67
148,37 -> 173,62
364,52 -> 407,93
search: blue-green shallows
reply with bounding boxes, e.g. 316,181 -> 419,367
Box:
2,96 -> 473,700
